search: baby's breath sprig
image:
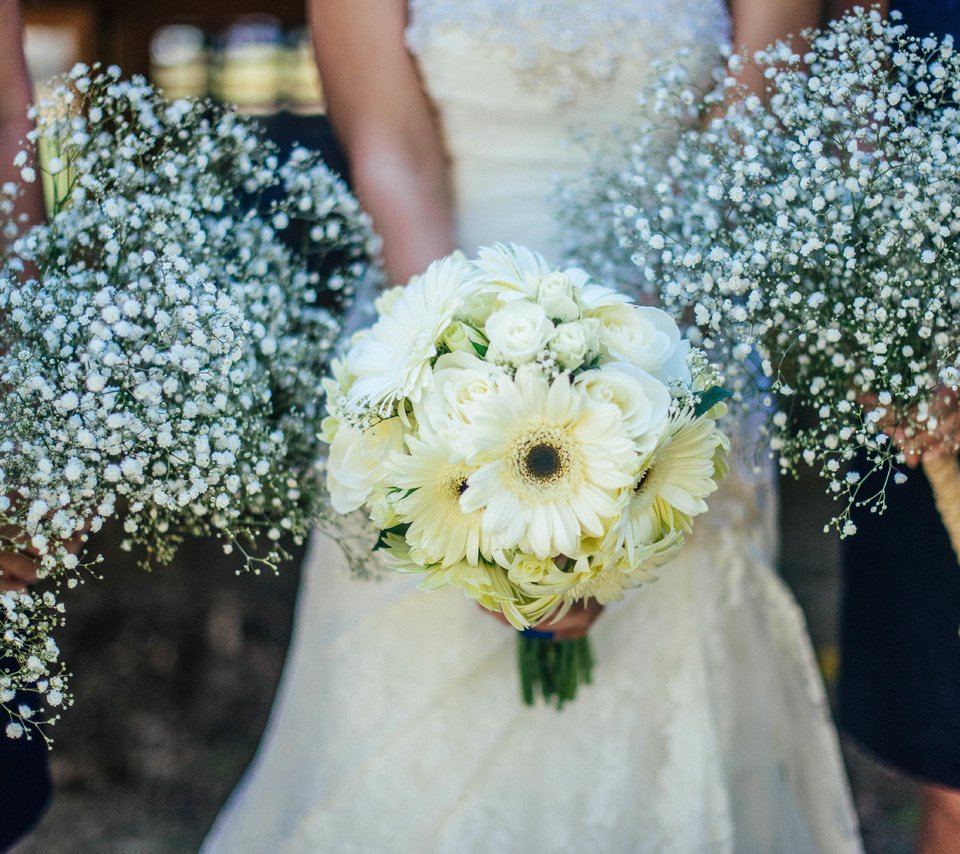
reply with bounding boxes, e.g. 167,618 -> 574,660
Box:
566,8 -> 960,538
0,64 -> 381,740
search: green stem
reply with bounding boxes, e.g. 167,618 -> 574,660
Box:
517,633 -> 594,710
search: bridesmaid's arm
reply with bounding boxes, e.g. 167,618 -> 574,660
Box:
0,0 -> 43,236
728,0 -> 822,95
309,0 -> 455,284
0,1 -> 46,593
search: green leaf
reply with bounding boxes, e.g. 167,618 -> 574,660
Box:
472,341 -> 488,358
693,386 -> 732,417
373,523 -> 410,552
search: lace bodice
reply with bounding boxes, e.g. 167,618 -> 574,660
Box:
406,0 -> 731,104
404,0 -> 729,261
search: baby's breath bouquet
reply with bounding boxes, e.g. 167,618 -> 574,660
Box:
0,64 -> 380,740
572,8 -> 960,552
321,244 -> 728,707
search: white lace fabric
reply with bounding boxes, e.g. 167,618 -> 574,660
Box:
202,2 -> 863,851
406,0 -> 731,104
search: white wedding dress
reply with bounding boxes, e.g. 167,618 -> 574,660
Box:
202,2 -> 863,852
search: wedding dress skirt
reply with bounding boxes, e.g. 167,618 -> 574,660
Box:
202,2 -> 862,851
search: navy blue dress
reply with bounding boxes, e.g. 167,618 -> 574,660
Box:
836,0 -> 960,788
0,686 -> 51,851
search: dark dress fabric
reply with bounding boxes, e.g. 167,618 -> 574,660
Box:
838,461 -> 960,787
888,0 -> 960,40
0,689 -> 52,851
836,0 -> 960,789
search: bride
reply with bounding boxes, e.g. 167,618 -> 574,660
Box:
203,1 -> 862,851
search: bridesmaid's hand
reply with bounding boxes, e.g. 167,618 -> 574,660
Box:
861,388 -> 960,468
482,599 -> 605,640
0,497 -> 87,592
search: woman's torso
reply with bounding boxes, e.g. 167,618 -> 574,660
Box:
405,0 -> 730,257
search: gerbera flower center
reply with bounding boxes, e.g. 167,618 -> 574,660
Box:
443,464 -> 474,502
526,444 -> 562,481
630,460 -> 664,511
633,464 -> 654,494
508,426 -> 578,495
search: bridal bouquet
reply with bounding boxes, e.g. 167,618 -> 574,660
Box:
0,64 -> 380,739
321,244 -> 728,706
573,9 -> 960,552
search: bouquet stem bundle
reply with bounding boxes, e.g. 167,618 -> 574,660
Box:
518,632 -> 593,708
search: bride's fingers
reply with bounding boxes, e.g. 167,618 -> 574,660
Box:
542,600 -> 604,640
478,600 -> 605,639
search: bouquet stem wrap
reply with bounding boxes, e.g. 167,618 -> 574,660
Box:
517,631 -> 593,708
922,455 -> 960,563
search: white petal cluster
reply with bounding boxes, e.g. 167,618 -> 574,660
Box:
0,64 -> 381,739
322,244 -> 728,628
565,8 -> 960,535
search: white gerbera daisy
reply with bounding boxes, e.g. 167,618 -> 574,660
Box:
607,411 -> 725,564
346,256 -> 465,416
407,554 -> 529,628
460,366 -> 636,560
466,243 -> 553,302
388,431 -> 490,567
561,534 -> 686,605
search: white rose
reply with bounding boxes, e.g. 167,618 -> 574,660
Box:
578,278 -> 631,311
536,272 -> 581,322
414,351 -> 506,434
326,417 -> 404,513
656,336 -> 692,386
549,319 -> 600,371
485,301 -> 553,365
576,363 -> 671,452
454,289 -> 501,328
595,304 -> 683,378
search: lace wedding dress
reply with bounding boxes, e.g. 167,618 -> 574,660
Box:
202,2 -> 863,851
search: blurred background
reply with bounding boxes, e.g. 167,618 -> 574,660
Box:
7,2 -> 920,852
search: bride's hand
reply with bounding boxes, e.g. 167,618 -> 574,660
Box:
482,599 -> 605,640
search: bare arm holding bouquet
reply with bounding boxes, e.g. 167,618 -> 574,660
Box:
0,0 -> 45,593
0,0 -> 41,230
